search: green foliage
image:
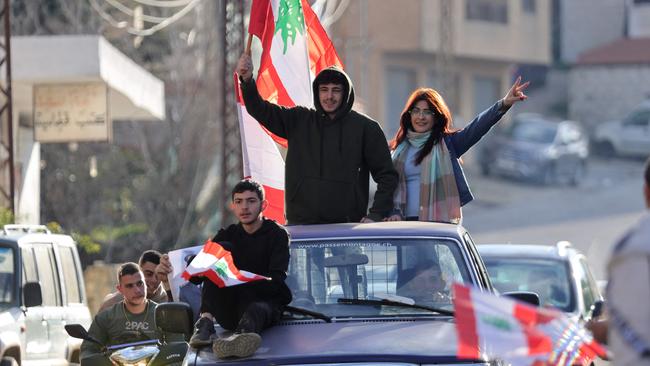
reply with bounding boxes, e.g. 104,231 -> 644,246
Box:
71,232 -> 102,254
0,208 -> 14,227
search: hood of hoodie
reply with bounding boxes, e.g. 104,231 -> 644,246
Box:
312,66 -> 355,122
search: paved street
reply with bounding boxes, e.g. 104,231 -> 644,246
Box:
461,155 -> 646,281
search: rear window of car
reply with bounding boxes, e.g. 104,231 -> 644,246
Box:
507,121 -> 557,144
482,258 -> 575,312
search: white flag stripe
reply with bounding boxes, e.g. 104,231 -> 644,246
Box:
473,293 -> 529,358
269,0 -> 313,107
238,104 -> 285,190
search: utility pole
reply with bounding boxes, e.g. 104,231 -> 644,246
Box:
218,0 -> 245,225
0,0 -> 14,216
436,0 -> 455,105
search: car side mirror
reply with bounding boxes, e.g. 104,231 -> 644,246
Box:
156,302 -> 193,342
589,300 -> 605,319
503,291 -> 540,307
23,282 -> 42,308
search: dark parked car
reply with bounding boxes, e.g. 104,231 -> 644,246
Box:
176,221 -> 505,365
479,114 -> 589,185
478,242 -> 602,320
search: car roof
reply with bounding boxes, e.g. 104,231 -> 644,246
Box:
477,243 -> 578,261
286,221 -> 464,241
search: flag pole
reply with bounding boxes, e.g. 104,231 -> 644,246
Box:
245,34 -> 253,55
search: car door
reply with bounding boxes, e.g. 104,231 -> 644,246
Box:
30,243 -> 67,363
20,245 -> 50,361
619,110 -> 650,155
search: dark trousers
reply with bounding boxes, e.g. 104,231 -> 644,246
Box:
202,282 -> 283,334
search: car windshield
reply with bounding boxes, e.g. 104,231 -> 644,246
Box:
482,258 -> 574,312
286,238 -> 472,318
0,246 -> 15,306
507,121 -> 558,144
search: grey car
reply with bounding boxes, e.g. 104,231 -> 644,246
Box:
477,242 -> 602,320
480,114 -> 589,185
179,221 -> 505,365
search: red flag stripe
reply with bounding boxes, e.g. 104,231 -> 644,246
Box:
514,304 -> 554,354
453,284 -> 480,359
248,0 -> 269,39
301,0 -> 344,72
263,184 -> 285,224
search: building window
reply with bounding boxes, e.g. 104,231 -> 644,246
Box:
466,0 -> 508,24
473,76 -> 500,116
522,0 -> 536,13
428,71 -> 460,115
384,67 -> 416,139
633,0 -> 650,4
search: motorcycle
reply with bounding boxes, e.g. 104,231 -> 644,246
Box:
65,302 -> 193,366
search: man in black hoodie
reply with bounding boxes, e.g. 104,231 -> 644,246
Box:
165,179 -> 291,359
237,53 -> 398,224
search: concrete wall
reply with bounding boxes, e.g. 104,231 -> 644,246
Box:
569,65 -> 650,131
83,261 -> 121,316
560,0 -> 625,64
421,0 -> 551,64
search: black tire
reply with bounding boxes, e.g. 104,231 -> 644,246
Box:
595,141 -> 615,157
541,163 -> 556,186
569,161 -> 586,187
0,357 -> 18,366
480,163 -> 491,176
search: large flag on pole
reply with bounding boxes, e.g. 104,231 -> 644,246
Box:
236,0 -> 343,223
453,283 -> 606,366
182,240 -> 270,288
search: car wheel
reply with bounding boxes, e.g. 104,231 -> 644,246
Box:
541,163 -> 556,185
569,161 -> 586,187
0,357 -> 18,366
595,141 -> 615,157
480,163 -> 491,176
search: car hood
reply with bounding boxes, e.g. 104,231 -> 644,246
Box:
189,318 -> 481,364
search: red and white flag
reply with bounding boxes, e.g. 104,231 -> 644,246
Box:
236,0 -> 343,223
181,240 -> 269,288
453,283 -> 606,366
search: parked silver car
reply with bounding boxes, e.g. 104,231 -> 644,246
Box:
593,100 -> 650,157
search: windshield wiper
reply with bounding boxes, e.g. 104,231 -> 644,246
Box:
337,298 -> 454,316
284,305 -> 332,323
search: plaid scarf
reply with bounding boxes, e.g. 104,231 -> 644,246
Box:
392,130 -> 461,223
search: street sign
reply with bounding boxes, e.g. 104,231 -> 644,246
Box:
33,82 -> 111,143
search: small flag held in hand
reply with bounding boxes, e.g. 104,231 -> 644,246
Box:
181,240 -> 270,288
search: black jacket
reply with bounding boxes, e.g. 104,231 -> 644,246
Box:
241,67 -> 398,223
199,218 -> 291,316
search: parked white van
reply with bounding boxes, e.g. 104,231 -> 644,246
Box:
0,225 -> 91,366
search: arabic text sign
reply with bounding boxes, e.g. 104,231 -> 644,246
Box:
34,82 -> 111,142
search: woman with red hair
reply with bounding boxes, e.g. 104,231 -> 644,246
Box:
386,77 -> 529,223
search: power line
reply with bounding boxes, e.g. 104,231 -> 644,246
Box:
90,0 -> 202,37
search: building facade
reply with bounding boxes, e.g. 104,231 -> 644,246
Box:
328,0 -> 551,139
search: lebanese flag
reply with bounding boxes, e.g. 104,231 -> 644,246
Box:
181,240 -> 270,288
236,0 -> 343,223
453,283 -> 606,366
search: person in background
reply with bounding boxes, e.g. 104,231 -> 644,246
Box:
385,77 -> 529,223
588,156 -> 650,366
98,249 -> 167,313
81,262 -> 158,362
